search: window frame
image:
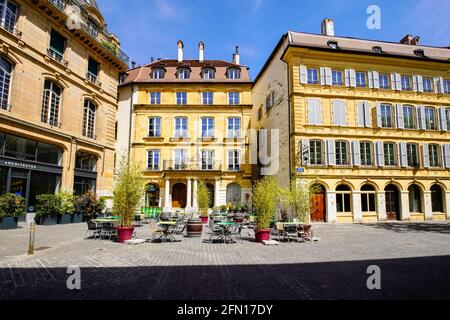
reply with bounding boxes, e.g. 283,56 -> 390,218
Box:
331,70 -> 344,86
401,75 -> 412,91
177,68 -> 191,80
176,91 -> 187,105
307,68 -> 319,85
403,105 -> 415,129
428,144 -> 440,167
228,91 -> 240,105
355,71 -> 367,88
424,107 -> 437,130
203,68 -> 215,80
360,142 -> 373,166
309,140 -> 323,166
82,100 -> 96,139
202,91 -> 214,105
378,73 -> 390,90
0,55 -> 13,111
227,117 -> 241,138
227,150 -> 241,171
41,80 -> 62,127
335,141 -> 349,166
423,77 -> 433,93
151,68 -> 165,79
148,117 -> 161,137
201,117 -> 215,138
150,92 -> 161,105
147,150 -> 160,171
383,142 -> 397,166
380,103 -> 394,128
406,143 -> 419,168
227,68 -> 241,80
201,149 -> 214,170
174,117 -> 188,138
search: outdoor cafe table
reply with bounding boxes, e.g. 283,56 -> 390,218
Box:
92,218 -> 120,224
216,221 -> 236,243
157,221 -> 177,242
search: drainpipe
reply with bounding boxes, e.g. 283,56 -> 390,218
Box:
127,85 -> 134,162
282,59 -> 292,184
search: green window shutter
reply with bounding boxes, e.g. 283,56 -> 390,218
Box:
50,30 -> 66,55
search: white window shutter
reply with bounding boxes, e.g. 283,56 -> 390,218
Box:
413,75 -> 419,92
390,74 -> 397,90
439,107 -> 447,132
376,141 -> 384,167
364,102 -> 372,127
368,71 -> 374,89
327,140 -> 336,166
350,69 -> 356,87
372,71 -> 380,89
333,100 -> 346,126
307,99 -> 316,125
395,73 -> 402,91
301,139 -> 310,165
396,104 -> 404,129
352,141 -> 361,166
325,68 -> 332,85
357,102 -> 365,127
345,69 -> 351,87
316,99 -> 323,125
439,77 -> 445,94
423,143 -> 430,168
417,75 -> 424,92
433,77 -> 440,94
401,142 -> 408,167
300,65 -> 308,84
320,67 -> 327,85
376,102 -> 382,128
417,106 -> 426,130
443,144 -> 450,169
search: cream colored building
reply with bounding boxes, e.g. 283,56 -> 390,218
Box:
253,19 -> 450,223
117,42 -> 253,213
0,0 -> 128,211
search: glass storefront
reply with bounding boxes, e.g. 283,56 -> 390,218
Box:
73,152 -> 97,196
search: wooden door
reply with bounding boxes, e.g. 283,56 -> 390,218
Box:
311,189 -> 326,222
172,183 -> 187,208
385,185 -> 400,221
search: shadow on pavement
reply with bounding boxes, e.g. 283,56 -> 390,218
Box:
361,222 -> 450,235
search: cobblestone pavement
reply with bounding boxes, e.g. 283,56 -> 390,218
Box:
1,221 -> 450,300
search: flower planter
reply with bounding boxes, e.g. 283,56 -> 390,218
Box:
200,216 -> 209,224
58,214 -> 72,225
71,213 -> 83,224
255,229 -> 271,242
36,215 -> 58,226
116,226 -> 135,243
0,217 -> 19,230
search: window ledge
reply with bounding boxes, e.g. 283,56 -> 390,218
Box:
224,137 -> 244,143
197,137 -> 217,142
144,137 -> 164,142
170,137 -> 190,142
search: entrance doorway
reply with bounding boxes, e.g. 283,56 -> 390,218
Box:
172,183 -> 187,208
385,184 -> 400,221
206,183 -> 214,208
310,184 -> 326,222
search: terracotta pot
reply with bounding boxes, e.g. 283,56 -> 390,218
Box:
255,229 -> 271,242
200,216 -> 209,224
116,226 -> 135,243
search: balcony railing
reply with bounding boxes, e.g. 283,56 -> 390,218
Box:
163,160 -> 222,171
48,0 -> 66,12
86,72 -> 102,87
47,48 -> 68,66
0,16 -> 21,37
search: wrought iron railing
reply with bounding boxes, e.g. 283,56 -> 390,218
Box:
48,0 -> 66,12
47,48 -> 69,66
163,160 -> 222,171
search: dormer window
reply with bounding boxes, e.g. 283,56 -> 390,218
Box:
177,68 -> 191,80
203,68 -> 215,80
372,46 -> 383,53
327,41 -> 338,49
227,68 -> 241,80
152,68 -> 165,79
414,49 -> 425,58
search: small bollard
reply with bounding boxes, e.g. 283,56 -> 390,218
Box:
28,222 -> 36,255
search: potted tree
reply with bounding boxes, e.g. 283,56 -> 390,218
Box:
197,180 -> 211,224
57,191 -> 75,224
0,193 -> 25,230
35,194 -> 60,225
73,191 -> 105,223
113,158 -> 145,243
252,177 -> 280,242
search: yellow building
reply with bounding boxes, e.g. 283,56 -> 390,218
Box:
117,42 -> 253,212
0,0 -> 127,212
253,19 -> 450,223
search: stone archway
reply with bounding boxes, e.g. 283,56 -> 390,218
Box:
172,183 -> 187,208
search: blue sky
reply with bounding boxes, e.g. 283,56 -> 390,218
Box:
97,0 -> 450,78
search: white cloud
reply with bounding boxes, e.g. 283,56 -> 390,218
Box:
153,0 -> 176,17
253,0 -> 264,12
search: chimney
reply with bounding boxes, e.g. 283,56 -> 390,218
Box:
131,61 -> 136,69
232,46 -> 240,65
199,41 -> 205,62
177,40 -> 184,62
321,18 -> 334,36
411,36 -> 420,45
400,34 -> 413,44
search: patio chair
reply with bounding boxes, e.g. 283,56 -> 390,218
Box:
134,215 -> 143,227
172,218 -> 187,236
230,224 -> 243,243
100,222 -> 116,240
300,224 -> 313,243
149,221 -> 164,242
85,221 -> 102,240
208,221 -> 225,243
284,225 -> 299,243
275,222 -> 284,241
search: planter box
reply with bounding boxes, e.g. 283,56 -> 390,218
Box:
58,214 -> 72,225
0,217 -> 19,230
37,215 -> 58,226
72,214 -> 83,223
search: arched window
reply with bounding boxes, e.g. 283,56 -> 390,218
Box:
431,185 -> 444,213
361,184 -> 376,213
408,185 -> 422,213
0,56 -> 13,111
41,80 -> 62,127
82,100 -> 97,139
0,1 -> 18,34
151,68 -> 165,79
177,68 -> 190,80
202,68 -> 215,80
227,68 -> 241,79
226,183 -> 241,205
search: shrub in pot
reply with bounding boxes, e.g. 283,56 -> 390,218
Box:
197,180 -> 210,224
0,193 -> 25,230
35,194 -> 60,226
57,191 -> 75,224
113,157 -> 145,243
252,177 -> 280,242
73,191 -> 105,222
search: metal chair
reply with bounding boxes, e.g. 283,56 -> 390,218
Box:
149,221 -> 164,242
100,222 -> 116,240
208,220 -> 225,243
230,224 -> 243,243
134,215 -> 143,227
85,221 -> 102,240
284,225 -> 299,242
300,224 -> 313,243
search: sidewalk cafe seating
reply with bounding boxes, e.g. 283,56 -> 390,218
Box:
284,224 -> 299,242
99,222 -> 117,240
85,220 -> 102,240
149,221 -> 164,242
299,224 -> 313,242
208,219 -> 224,243
230,224 -> 243,243
134,214 -> 143,227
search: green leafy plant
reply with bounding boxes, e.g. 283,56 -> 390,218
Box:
252,177 -> 280,230
197,180 -> 211,217
35,194 -> 60,217
0,193 -> 25,218
113,157 -> 146,228
58,191 -> 74,215
101,40 -> 119,56
219,204 -> 228,212
279,178 -> 319,224
73,191 -> 105,219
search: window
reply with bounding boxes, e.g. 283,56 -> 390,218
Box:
429,144 -> 440,167
176,92 -> 187,105
148,117 -> 161,137
203,68 -> 215,80
355,71 -> 367,87
336,185 -> 351,213
360,142 -> 373,166
41,80 -> 62,127
201,117 -> 214,138
48,30 -> 66,63
414,49 -> 425,58
309,140 -> 323,165
87,57 -> 100,84
406,143 -> 419,167
335,141 -> 348,166
423,77 -> 433,93
82,100 -> 96,139
75,152 -> 97,171
401,75 -> 412,91
227,68 -> 241,79
0,56 -> 12,111
425,107 -> 436,130
372,46 -> 383,53
177,68 -> 190,80
266,92 -> 275,111
446,109 -> 450,131
150,92 -> 161,105
151,68 -> 165,79
174,149 -> 187,170
228,117 -> 241,138
332,70 -> 344,86
444,80 -> 450,94
327,41 -> 338,49
403,106 -> 415,129
228,150 -> 240,171
202,92 -> 213,105
174,117 -> 188,138
307,68 -> 319,84
147,150 -> 160,171
257,106 -> 263,121
379,73 -> 390,89
384,143 -> 396,166
380,104 -> 393,128
201,150 -> 214,170
0,0 -> 18,34
409,185 -> 422,213
228,92 -> 240,105
361,185 -> 376,212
